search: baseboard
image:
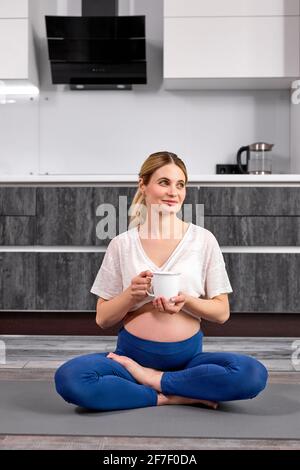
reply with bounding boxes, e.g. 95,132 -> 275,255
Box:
0,311 -> 298,336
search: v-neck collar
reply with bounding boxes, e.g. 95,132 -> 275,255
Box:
135,223 -> 192,271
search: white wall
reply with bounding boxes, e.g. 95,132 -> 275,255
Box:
0,0 -> 292,176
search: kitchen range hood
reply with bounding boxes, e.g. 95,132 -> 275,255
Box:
0,0 -> 39,102
45,0 -> 146,90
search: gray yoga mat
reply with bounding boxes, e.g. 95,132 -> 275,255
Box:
0,381 -> 300,439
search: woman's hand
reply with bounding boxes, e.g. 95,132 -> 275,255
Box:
152,291 -> 187,314
129,270 -> 153,303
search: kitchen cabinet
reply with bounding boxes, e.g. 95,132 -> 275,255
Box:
164,0 -> 300,17
224,253 -> 300,313
0,184 -> 299,318
0,187 -> 35,215
0,0 -> 28,18
0,19 -> 28,79
36,252 -> 103,311
0,252 -> 35,310
198,186 -> 300,313
164,0 -> 300,89
0,0 -> 38,88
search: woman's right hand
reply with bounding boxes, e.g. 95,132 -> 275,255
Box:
128,270 -> 153,303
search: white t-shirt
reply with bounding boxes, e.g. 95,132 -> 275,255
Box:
90,223 -> 233,320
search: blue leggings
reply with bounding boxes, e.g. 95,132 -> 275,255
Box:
55,326 -> 268,411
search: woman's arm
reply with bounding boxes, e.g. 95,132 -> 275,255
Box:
96,287 -> 136,329
183,293 -> 230,324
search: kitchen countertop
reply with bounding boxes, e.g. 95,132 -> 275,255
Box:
0,174 -> 300,184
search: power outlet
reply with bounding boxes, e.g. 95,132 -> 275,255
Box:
216,164 -> 247,174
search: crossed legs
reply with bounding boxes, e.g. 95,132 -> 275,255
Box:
55,350 -> 268,411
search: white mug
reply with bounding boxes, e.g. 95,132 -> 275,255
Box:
147,271 -> 181,303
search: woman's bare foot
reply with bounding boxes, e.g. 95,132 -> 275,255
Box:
157,392 -> 218,409
107,352 -> 163,391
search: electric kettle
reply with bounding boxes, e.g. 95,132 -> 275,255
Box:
236,142 -> 274,174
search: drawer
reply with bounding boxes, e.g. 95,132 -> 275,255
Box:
0,216 -> 35,245
198,187 -> 300,215
0,187 -> 36,215
205,216 -> 300,246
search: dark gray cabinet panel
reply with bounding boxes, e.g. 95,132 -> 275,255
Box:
0,253 -> 36,309
36,252 -> 104,310
199,187 -> 300,216
224,253 -> 300,313
0,188 -> 36,215
36,187 -> 95,246
37,187 -> 137,246
205,216 -> 300,246
0,216 -> 36,245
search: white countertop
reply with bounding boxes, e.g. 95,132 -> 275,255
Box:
0,174 -> 300,184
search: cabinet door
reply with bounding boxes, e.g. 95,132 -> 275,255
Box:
0,187 -> 36,215
224,253 -> 300,313
0,216 -> 35,245
164,17 -> 300,78
36,252 -> 104,310
164,0 -> 299,17
0,19 -> 28,78
0,0 -> 28,18
198,187 -> 300,216
205,216 -> 300,246
0,252 -> 36,309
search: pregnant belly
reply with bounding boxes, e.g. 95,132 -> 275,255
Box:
123,301 -> 201,342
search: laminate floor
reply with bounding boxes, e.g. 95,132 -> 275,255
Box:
0,335 -> 299,450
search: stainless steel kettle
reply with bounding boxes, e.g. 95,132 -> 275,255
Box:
237,142 -> 274,174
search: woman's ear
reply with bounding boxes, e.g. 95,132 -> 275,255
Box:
138,177 -> 144,193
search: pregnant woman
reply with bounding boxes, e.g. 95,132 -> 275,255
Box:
55,151 -> 268,411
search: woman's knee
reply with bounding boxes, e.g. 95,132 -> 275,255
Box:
235,355 -> 268,399
54,360 -> 76,401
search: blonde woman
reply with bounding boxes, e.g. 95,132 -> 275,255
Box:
55,151 -> 268,411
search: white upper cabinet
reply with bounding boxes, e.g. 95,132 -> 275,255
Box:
0,1 -> 38,89
0,19 -> 28,78
164,0 -> 300,89
164,0 -> 299,17
0,0 -> 28,18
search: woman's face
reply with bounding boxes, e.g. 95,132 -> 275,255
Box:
140,163 -> 186,214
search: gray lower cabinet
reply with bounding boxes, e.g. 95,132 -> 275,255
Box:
0,252 -> 104,311
0,216 -> 36,245
204,216 -> 300,246
0,251 -> 299,313
224,253 -> 300,313
0,253 -> 36,310
0,185 -> 299,315
0,188 -> 36,216
199,187 -> 300,246
199,187 -> 300,216
36,187 -> 137,246
36,252 -> 104,310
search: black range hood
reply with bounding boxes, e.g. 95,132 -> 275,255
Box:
45,1 -> 146,90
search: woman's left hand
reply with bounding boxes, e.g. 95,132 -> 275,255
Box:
152,291 -> 187,314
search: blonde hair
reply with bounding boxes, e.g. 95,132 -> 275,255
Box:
128,151 -> 188,229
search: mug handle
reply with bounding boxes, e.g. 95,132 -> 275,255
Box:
146,284 -> 155,297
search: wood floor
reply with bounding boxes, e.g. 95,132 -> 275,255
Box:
0,335 -> 299,450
